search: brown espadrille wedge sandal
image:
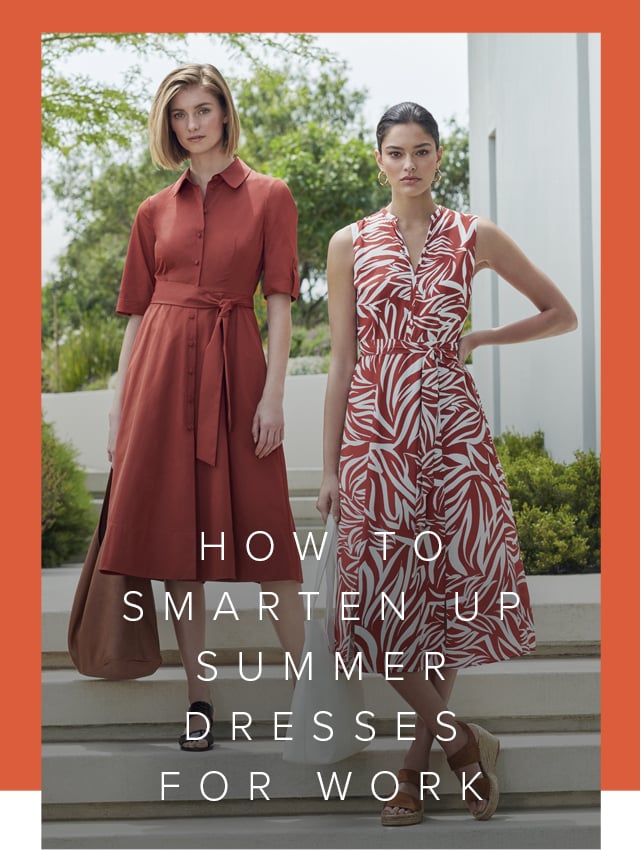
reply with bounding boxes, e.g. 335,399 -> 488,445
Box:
447,721 -> 500,821
380,768 -> 424,826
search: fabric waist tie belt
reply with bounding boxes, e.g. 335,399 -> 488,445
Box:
150,281 -> 255,466
358,338 -> 460,534
359,339 -> 459,364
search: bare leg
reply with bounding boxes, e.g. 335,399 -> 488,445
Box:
382,669 -> 458,818
260,580 -> 305,666
165,579 -> 211,749
388,671 -> 488,817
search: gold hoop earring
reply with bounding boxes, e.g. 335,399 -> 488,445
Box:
432,169 -> 443,185
377,170 -> 389,187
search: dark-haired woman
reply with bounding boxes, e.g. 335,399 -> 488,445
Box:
317,102 -> 577,825
99,64 -> 305,749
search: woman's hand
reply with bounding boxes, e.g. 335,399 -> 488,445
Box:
457,331 -> 481,365
252,395 -> 284,458
317,473 -> 341,525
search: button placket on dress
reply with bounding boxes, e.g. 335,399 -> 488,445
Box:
185,313 -> 197,431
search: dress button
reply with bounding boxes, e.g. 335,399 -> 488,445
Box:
188,368 -> 194,375
194,259 -> 200,265
188,340 -> 195,347
189,314 -> 195,320
197,232 -> 202,238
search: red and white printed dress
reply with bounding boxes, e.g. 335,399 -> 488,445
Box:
335,206 -> 536,673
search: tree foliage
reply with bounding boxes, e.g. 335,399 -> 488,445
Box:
236,63 -> 380,326
434,118 -> 469,211
42,32 -> 329,157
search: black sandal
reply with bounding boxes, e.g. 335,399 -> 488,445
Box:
178,700 -> 214,751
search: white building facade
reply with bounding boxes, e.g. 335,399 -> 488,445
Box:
467,33 -> 600,462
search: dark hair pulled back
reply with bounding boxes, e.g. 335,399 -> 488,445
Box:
376,102 -> 440,152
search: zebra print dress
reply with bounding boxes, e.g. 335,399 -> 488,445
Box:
335,206 -> 536,673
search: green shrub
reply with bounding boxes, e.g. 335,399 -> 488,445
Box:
516,504 -> 591,575
563,450 -> 601,569
42,315 -> 125,392
289,324 -> 332,358
42,418 -> 95,567
495,430 -> 600,574
494,429 -> 547,461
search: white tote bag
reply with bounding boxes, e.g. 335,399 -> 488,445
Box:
282,516 -> 369,764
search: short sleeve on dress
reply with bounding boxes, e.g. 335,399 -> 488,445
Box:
261,179 -> 300,301
116,198 -> 156,316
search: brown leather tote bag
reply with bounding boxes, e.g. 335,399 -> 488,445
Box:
67,471 -> 162,679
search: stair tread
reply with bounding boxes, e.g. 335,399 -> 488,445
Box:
43,730 -> 600,756
42,568 -> 600,613
42,732 -> 600,807
42,656 -> 600,684
41,808 -> 600,849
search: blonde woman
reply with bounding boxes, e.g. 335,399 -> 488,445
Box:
100,64 -> 305,749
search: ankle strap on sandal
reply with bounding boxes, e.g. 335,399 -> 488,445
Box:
397,768 -> 420,785
447,721 -> 480,772
188,701 -> 213,718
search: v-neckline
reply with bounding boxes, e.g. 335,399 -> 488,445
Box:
383,206 -> 442,275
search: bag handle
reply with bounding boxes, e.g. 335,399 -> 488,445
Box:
307,516 -> 338,646
311,515 -> 336,598
97,468 -> 114,545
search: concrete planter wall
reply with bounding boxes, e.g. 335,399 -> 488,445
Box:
42,374 -> 328,473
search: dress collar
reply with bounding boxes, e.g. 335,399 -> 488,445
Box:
170,157 -> 251,196
380,205 -> 444,224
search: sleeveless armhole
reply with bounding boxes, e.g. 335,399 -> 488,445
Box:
471,214 -> 479,250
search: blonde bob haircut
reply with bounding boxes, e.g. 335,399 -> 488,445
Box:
149,63 -> 241,170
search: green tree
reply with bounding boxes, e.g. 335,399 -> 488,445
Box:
42,33 -> 328,157
42,154 -> 176,348
236,63 -> 380,326
434,118 -> 469,211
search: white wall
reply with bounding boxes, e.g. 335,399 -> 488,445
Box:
468,33 -> 600,461
42,374 -> 327,473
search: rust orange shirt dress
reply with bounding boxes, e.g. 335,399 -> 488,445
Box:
99,157 -> 303,583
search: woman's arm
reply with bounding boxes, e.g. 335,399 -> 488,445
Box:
252,292 -> 292,459
316,226 -> 358,523
107,314 -> 143,463
459,218 -> 578,363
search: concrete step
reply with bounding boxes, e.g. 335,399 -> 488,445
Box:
42,569 -> 601,660
290,496 -> 323,522
41,732 -> 600,817
42,658 -> 600,739
41,807 -> 600,849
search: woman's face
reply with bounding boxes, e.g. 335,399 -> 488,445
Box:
169,85 -> 227,158
375,122 -> 442,196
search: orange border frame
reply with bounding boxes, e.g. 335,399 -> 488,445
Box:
1,0 -> 637,796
